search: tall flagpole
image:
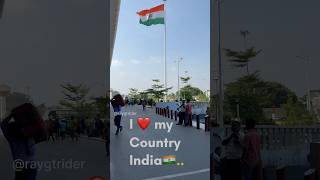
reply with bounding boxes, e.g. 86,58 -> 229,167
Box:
164,0 -> 167,102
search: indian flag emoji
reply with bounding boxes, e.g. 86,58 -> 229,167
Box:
162,155 -> 176,165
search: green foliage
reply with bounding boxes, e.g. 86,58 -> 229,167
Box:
59,83 -> 93,117
178,85 -> 206,101
145,79 -> 172,102
280,98 -> 316,125
225,47 -> 262,75
180,76 -> 191,84
91,96 -> 108,117
224,72 -> 299,124
195,93 -> 209,102
167,93 -> 177,101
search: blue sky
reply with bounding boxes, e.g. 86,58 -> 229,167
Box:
111,0 -> 210,95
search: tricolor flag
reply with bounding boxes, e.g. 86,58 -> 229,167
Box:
137,4 -> 165,26
161,155 -> 176,165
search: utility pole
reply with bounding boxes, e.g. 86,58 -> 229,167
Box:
217,0 -> 224,127
175,58 -> 183,101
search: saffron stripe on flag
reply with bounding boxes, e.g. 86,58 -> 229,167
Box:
137,4 -> 164,16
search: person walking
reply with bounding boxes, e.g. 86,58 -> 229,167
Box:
111,94 -> 125,135
185,99 -> 192,126
176,100 -> 186,125
142,99 -> 146,111
242,118 -> 262,180
221,120 -> 243,180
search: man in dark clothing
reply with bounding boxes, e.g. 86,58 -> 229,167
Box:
111,94 -> 124,135
221,120 -> 243,180
1,112 -> 37,180
176,100 -> 186,125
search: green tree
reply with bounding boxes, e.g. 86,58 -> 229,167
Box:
195,93 -> 209,102
225,47 -> 262,75
59,83 -> 93,117
167,93 -> 177,101
224,73 -> 299,124
180,76 -> 191,85
178,85 -> 204,101
281,97 -> 315,125
145,79 -> 172,102
92,96 -> 108,117
128,88 -> 140,100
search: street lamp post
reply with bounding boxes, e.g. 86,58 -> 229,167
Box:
175,58 -> 183,101
296,55 -> 311,112
217,0 -> 224,127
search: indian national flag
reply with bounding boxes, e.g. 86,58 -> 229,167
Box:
162,155 -> 176,165
137,4 -> 165,26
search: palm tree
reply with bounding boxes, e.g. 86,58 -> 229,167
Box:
224,47 -> 262,75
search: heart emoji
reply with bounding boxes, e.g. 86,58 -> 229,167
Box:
137,117 -> 151,130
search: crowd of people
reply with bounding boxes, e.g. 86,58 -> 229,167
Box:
46,113 -> 106,142
214,118 -> 262,180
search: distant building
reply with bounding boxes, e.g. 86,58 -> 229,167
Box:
310,90 -> 320,121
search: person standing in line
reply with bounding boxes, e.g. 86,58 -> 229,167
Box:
176,100 -> 186,125
185,99 -> 192,126
242,118 -> 262,180
221,120 -> 243,180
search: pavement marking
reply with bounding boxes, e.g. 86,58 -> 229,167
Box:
141,168 -> 210,180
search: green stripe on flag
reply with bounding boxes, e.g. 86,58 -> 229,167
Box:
162,161 -> 176,165
139,18 -> 164,26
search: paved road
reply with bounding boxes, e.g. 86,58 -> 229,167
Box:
0,133 -> 107,180
110,105 -> 210,180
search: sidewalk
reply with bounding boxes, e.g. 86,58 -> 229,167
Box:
110,105 -> 210,180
